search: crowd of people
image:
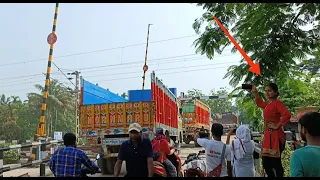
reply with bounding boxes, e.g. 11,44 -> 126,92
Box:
48,83 -> 320,177
194,83 -> 320,177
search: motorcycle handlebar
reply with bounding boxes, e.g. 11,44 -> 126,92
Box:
183,150 -> 205,166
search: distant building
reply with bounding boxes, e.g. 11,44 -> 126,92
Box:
284,106 -> 319,132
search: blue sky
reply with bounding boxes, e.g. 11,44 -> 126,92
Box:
0,3 -> 241,101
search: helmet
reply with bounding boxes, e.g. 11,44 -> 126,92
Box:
156,127 -> 166,135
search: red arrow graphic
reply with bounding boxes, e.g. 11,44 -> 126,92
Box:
213,16 -> 261,76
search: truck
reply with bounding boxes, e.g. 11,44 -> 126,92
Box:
79,71 -> 179,174
213,112 -> 238,134
181,99 -> 211,146
128,87 -> 183,143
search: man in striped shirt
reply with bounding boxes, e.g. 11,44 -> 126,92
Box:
49,133 -> 100,177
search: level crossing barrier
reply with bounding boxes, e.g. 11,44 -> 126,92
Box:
0,140 -> 63,177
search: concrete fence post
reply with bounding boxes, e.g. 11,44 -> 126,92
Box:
40,163 -> 46,177
0,150 -> 3,177
40,143 -> 47,160
39,141 -> 47,177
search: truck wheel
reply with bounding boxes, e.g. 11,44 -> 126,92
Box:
194,141 -> 201,147
98,158 -> 108,175
106,157 -> 117,174
184,139 -> 190,144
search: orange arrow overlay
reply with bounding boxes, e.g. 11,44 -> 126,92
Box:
213,16 -> 261,75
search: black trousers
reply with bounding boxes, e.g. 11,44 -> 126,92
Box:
167,154 -> 178,175
262,140 -> 284,177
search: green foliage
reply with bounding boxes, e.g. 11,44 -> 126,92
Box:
0,143 -> 20,165
193,3 -> 320,87
120,92 -> 128,98
0,79 -> 76,141
184,88 -> 234,115
3,150 -> 20,165
193,3 -> 320,129
282,143 -> 294,177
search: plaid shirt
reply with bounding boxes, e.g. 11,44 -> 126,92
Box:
49,146 -> 99,177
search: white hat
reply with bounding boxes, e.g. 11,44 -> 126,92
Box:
128,123 -> 142,133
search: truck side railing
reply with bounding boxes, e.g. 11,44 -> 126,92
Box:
0,140 -> 63,177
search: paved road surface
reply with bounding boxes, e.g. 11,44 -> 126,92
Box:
3,135 -> 233,177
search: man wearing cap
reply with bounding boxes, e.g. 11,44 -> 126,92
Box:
114,123 -> 154,177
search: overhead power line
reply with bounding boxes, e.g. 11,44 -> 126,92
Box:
0,64 -> 233,94
0,54 -> 202,81
79,60 -> 237,79
0,54 -> 239,87
52,62 -> 76,87
0,35 -> 198,67
90,65 -> 235,83
0,51 -> 237,83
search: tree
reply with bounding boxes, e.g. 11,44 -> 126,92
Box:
192,3 -> 320,130
299,47 -> 320,75
120,92 -> 128,99
0,79 -> 81,141
0,95 -> 23,140
193,3 -> 320,87
208,88 -> 234,115
184,89 -> 205,98
27,79 -> 76,136
185,88 -> 234,116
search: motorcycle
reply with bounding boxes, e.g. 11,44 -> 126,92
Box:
183,150 -> 206,177
80,154 -> 102,177
153,147 -> 184,177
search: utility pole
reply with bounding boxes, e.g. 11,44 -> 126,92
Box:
67,71 -> 81,140
142,24 -> 152,90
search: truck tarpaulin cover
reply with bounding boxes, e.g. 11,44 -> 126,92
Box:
80,78 -> 128,105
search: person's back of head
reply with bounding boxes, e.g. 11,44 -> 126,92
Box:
63,133 -> 77,147
211,123 -> 223,140
299,112 -> 320,142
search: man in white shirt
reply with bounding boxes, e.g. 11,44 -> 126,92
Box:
197,123 -> 232,177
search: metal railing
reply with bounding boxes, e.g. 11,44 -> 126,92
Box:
0,140 -> 63,177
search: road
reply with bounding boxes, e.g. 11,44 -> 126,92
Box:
3,135 -> 233,177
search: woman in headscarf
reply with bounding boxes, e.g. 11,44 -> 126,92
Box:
151,128 -> 177,177
251,83 -> 291,177
230,125 -> 255,177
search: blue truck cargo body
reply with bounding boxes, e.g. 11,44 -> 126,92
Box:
169,88 -> 177,97
128,88 -> 177,102
81,78 -> 128,105
128,90 -> 152,102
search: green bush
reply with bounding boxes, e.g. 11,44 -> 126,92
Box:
282,143 -> 293,177
3,150 -> 20,164
0,143 -> 20,165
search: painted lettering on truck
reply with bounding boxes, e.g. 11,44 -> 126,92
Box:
80,101 -> 156,138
